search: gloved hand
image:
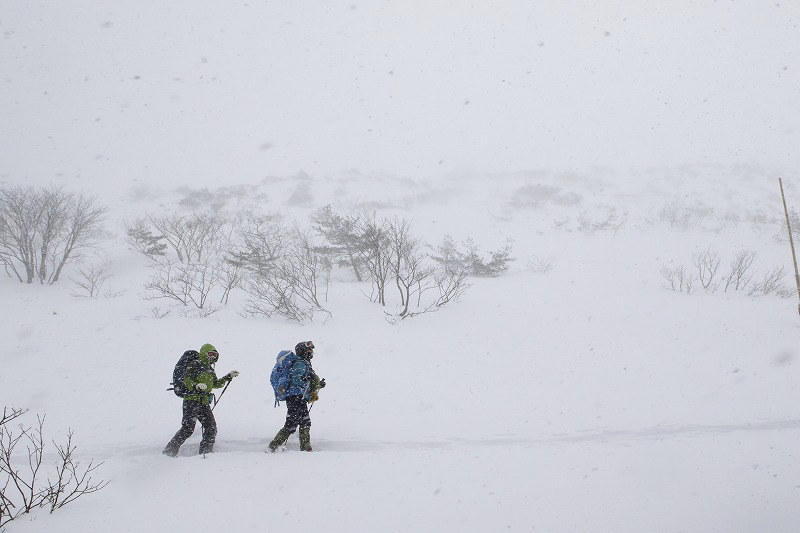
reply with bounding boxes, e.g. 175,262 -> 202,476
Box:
226,370 -> 239,380
309,391 -> 319,402
319,378 -> 326,389
195,383 -> 208,391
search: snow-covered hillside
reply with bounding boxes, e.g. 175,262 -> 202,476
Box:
3,166 -> 800,532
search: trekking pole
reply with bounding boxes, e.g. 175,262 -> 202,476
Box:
212,381 -> 231,412
308,401 -> 315,412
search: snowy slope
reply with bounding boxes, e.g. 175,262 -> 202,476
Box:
3,167 -> 800,533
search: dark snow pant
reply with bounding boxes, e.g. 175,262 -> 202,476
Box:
283,395 -> 311,434
163,399 -> 217,455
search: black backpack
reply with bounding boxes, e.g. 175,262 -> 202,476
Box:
169,350 -> 199,397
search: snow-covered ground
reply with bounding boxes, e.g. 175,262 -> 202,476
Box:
3,167 -> 800,533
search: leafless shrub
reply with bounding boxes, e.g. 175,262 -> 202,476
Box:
102,288 -> 124,299
69,261 -> 112,298
724,250 -> 756,292
132,210 -> 247,310
691,248 -> 721,292
0,408 -> 108,527
311,208 -> 482,318
748,266 -> 791,297
355,212 -> 392,305
777,285 -> 797,298
660,264 -> 697,293
144,260 -> 221,310
217,259 -> 243,305
576,207 -> 626,235
386,217 -> 434,318
240,226 -> 331,322
528,256 -> 554,273
150,307 -> 171,319
151,211 -> 228,264
243,275 -> 313,322
429,267 -> 470,308
0,185 -> 108,284
662,247 -> 792,299
276,228 -> 331,315
179,305 -> 223,318
126,211 -> 231,264
228,211 -> 287,274
655,201 -> 714,231
386,266 -> 471,322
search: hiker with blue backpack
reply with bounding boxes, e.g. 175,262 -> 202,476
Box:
163,343 -> 239,457
268,340 -> 325,452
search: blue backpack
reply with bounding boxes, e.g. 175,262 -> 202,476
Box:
270,350 -> 298,405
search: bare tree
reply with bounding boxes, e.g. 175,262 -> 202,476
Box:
138,211 -> 228,264
0,186 -> 107,284
144,260 -> 221,312
724,250 -> 756,292
69,261 -> 113,298
427,267 -> 470,309
43,429 -> 107,512
387,265 -> 471,322
48,194 -> 108,284
384,217 -> 433,318
356,212 -> 392,305
691,248 -> 721,292
660,264 -> 697,293
217,258 -> 243,305
228,211 -> 287,274
281,227 -> 331,313
240,226 -> 331,322
132,210 -> 247,313
0,186 -> 40,283
748,266 -> 790,297
0,408 -> 108,527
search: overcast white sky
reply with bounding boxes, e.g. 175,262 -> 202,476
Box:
1,1 -> 798,187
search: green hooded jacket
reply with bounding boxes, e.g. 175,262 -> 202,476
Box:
182,343 -> 230,404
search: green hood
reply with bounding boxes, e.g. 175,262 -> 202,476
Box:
198,343 -> 217,365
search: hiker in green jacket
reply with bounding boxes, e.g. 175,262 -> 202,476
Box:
163,343 -> 238,457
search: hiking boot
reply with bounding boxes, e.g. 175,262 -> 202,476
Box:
299,427 -> 312,452
162,447 -> 179,457
267,427 -> 293,452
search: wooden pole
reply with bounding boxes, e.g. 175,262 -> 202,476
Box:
778,177 -> 800,316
